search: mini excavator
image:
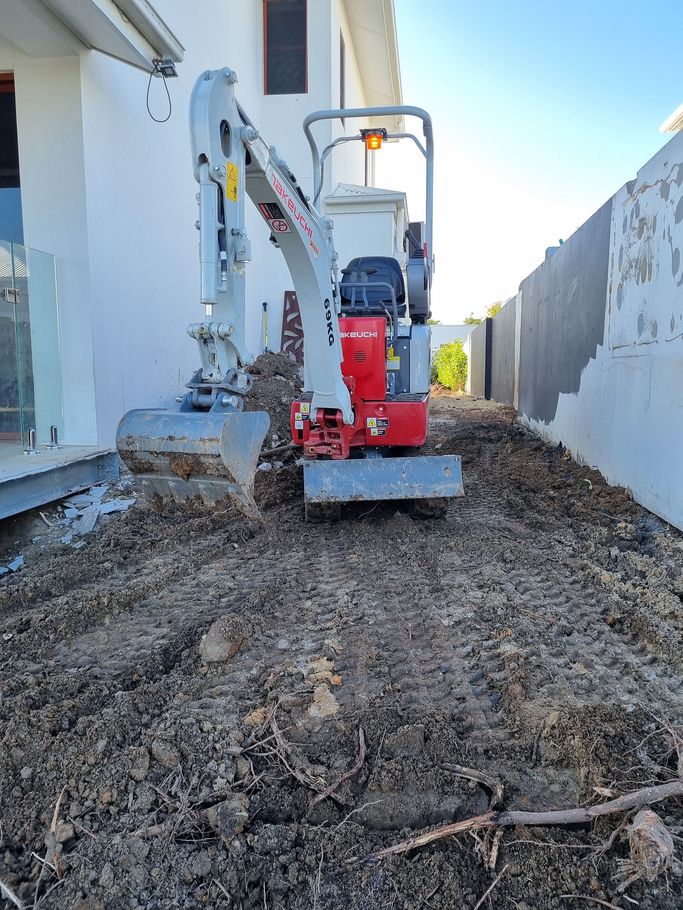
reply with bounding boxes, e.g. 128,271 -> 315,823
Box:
116,68 -> 463,520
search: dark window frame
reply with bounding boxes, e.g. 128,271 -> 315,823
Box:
263,0 -> 308,95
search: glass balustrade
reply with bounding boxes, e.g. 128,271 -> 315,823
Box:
0,240 -> 62,451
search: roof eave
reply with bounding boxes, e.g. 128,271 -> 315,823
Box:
660,102 -> 683,133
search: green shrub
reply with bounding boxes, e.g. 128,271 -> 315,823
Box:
432,340 -> 467,391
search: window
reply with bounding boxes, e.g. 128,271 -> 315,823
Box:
339,31 -> 346,115
264,0 -> 307,95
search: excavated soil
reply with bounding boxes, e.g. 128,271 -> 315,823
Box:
245,352 -> 303,448
1,380 -> 682,910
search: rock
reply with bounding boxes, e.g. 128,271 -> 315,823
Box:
54,822 -> 74,844
205,793 -> 250,843
126,836 -> 150,862
235,756 -> 251,781
130,747 -> 150,781
199,615 -> 251,663
20,766 -> 33,780
306,684 -> 340,720
151,739 -> 180,769
99,862 -> 115,889
188,849 -> 212,878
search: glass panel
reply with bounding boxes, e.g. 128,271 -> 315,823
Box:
0,240 -> 21,445
24,245 -> 62,444
0,240 -> 61,449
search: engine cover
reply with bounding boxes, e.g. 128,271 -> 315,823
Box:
338,315 -> 386,402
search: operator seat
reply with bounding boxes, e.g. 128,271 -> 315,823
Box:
340,256 -> 406,317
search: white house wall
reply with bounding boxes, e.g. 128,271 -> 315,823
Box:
3,0 -> 390,447
77,0 -> 269,445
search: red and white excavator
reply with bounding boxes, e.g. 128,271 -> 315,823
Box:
116,67 -> 463,520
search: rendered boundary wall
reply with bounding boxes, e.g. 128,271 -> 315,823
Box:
467,320 -> 488,397
469,132 -> 683,530
490,296 -> 517,406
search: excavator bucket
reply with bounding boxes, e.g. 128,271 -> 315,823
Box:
116,409 -> 270,519
303,454 -> 464,519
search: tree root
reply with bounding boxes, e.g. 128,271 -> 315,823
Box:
311,727 -> 366,807
367,779 -> 683,862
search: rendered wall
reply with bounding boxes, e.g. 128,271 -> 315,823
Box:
490,297 -> 516,406
468,320 -> 487,398
518,201 -> 613,422
522,135 -> 683,529
475,132 -> 683,530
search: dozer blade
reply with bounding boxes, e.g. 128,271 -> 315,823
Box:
116,409 -> 270,519
303,454 -> 464,507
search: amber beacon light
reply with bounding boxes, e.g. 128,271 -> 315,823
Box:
360,128 -> 387,151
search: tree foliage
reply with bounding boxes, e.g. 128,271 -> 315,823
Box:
432,340 -> 467,391
464,301 -> 502,324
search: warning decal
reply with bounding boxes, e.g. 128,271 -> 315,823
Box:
258,202 -> 291,232
226,163 -> 239,202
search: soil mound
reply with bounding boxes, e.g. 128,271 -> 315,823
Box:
246,352 -> 303,447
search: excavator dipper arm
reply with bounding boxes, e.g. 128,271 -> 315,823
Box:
116,67 -> 351,516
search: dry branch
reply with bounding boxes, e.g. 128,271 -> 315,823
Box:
268,710 -> 326,793
311,727 -> 366,807
368,779 -> 683,862
440,762 -> 504,810
560,896 -> 625,910
472,864 -> 508,910
0,876 -> 23,909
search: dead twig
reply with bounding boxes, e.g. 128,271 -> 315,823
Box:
487,829 -> 503,871
331,799 -> 383,835
311,727 -> 366,807
472,863 -> 508,910
368,779 -> 683,862
417,883 -> 441,909
440,762 -> 504,809
269,709 -> 327,794
0,877 -> 23,909
312,846 -> 324,910
259,443 -> 295,459
598,811 -> 635,856
560,896 -> 625,910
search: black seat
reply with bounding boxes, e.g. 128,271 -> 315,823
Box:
340,256 -> 406,316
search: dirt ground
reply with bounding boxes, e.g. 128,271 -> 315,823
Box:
1,366 -> 682,910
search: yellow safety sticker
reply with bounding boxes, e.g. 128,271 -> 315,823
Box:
301,403 -> 310,414
367,417 -> 377,428
294,413 -> 301,421
226,162 -> 239,202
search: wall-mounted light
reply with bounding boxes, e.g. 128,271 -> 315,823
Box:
154,57 -> 178,78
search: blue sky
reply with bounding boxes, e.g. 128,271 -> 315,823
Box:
385,0 -> 682,321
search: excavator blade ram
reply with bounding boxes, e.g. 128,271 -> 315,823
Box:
116,409 -> 270,519
303,454 -> 463,519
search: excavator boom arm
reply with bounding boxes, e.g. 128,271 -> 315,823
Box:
189,67 -> 352,423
